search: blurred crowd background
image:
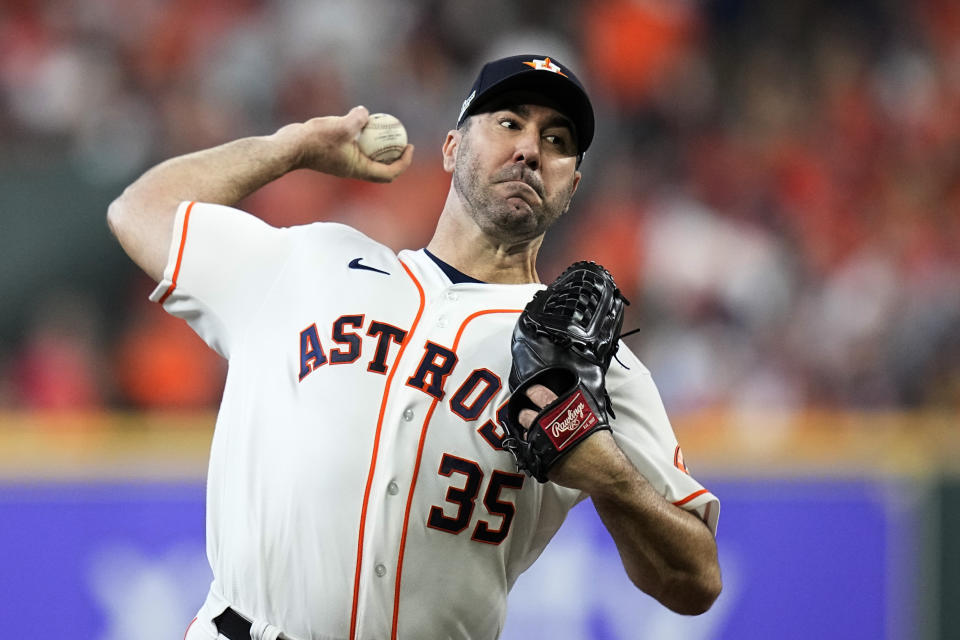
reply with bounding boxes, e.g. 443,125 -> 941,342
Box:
1,0 -> 958,415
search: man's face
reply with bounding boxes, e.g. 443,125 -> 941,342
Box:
447,103 -> 582,243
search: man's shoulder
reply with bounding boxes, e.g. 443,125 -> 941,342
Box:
605,341 -> 653,392
186,203 -> 388,254
286,221 -> 398,257
290,220 -> 378,242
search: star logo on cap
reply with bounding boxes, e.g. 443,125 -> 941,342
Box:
522,57 -> 568,77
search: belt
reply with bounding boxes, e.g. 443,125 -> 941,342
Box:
213,607 -> 253,640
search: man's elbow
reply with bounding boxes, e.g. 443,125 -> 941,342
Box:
659,565 -> 723,615
106,193 -> 129,241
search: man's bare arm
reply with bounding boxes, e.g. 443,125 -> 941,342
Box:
520,386 -> 722,615
572,435 -> 721,614
107,106 -> 414,282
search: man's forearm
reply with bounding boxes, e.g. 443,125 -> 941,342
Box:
107,134 -> 300,281
107,107 -> 413,283
524,388 -> 723,615
591,466 -> 721,615
555,433 -> 720,614
121,134 -> 300,212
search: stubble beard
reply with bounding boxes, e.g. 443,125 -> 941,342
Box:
452,134 -> 576,243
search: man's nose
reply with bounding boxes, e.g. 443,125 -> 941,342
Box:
511,130 -> 540,170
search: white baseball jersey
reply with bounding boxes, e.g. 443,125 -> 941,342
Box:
153,201 -> 719,640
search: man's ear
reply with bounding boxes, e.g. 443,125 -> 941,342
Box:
441,130 -> 460,173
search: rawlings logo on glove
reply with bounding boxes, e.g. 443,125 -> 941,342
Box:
501,261 -> 628,482
542,390 -> 597,448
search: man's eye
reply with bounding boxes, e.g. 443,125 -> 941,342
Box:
545,133 -> 573,152
499,119 -> 519,129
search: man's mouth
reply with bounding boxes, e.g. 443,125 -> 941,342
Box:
495,168 -> 543,199
502,180 -> 539,194
498,181 -> 542,207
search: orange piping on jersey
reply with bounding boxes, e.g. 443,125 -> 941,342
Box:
390,307 -> 523,639
348,260 -> 425,640
451,309 -> 524,351
157,201 -> 195,305
673,488 -> 710,507
182,617 -> 197,640
390,394 -> 442,638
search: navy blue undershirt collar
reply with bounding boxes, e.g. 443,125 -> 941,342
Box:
423,248 -> 486,284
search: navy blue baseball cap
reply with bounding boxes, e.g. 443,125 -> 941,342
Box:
457,54 -> 595,162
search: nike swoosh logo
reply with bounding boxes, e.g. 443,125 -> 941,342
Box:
348,257 -> 390,276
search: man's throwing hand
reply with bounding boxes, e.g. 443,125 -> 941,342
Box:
272,106 -> 414,183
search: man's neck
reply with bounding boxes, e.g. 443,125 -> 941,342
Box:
426,203 -> 543,284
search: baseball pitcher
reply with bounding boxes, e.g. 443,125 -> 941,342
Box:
108,54 -> 721,640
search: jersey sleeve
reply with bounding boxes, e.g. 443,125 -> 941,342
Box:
605,345 -> 720,535
148,201 -> 293,359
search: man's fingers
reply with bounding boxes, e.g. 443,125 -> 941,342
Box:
525,384 -> 556,409
517,384 -> 558,429
518,408 -> 538,429
292,108 -> 412,182
348,105 -> 413,182
362,144 -> 415,183
343,105 -> 370,137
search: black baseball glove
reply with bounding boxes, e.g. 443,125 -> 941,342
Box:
502,261 -> 628,482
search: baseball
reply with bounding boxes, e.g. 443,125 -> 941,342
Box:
357,113 -> 407,164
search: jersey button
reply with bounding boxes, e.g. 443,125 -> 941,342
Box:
402,408 -> 414,422
387,481 -> 399,495
446,291 -> 459,302
437,315 -> 448,328
375,564 -> 387,578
